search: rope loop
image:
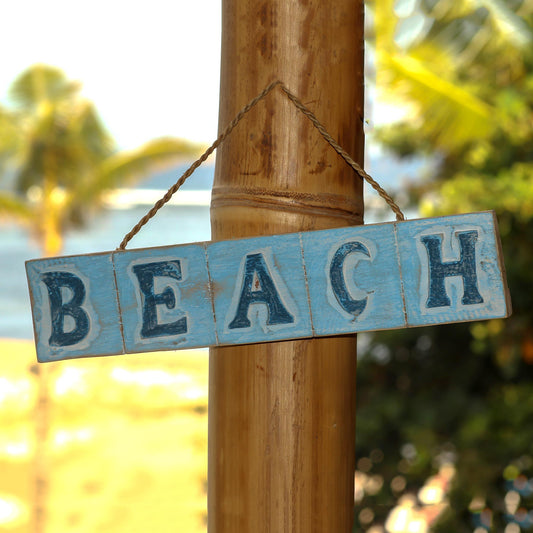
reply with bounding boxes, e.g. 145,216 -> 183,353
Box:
118,80 -> 405,250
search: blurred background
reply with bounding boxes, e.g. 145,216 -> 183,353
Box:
0,1 -> 532,532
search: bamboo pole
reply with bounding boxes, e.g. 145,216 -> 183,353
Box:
209,1 -> 364,531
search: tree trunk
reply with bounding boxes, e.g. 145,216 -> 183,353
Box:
32,364 -> 49,533
209,1 -> 364,531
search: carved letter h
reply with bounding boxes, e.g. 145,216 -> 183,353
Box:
421,231 -> 484,308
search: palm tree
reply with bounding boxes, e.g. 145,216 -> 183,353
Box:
0,64 -> 201,256
0,64 -> 203,533
370,0 -> 533,152
366,0 -> 533,221
354,3 -> 533,532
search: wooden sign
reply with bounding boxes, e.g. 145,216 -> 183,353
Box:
26,212 -> 511,362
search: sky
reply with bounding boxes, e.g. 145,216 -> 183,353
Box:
0,1 -> 410,170
0,0 -> 222,148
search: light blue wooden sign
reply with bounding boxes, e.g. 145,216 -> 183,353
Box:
26,212 -> 511,362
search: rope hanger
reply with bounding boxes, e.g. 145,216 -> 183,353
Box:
118,80 -> 405,251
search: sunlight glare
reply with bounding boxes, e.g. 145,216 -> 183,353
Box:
0,495 -> 27,526
53,427 -> 94,448
54,366 -> 88,396
110,367 -> 207,401
0,377 -> 30,404
5,441 -> 30,458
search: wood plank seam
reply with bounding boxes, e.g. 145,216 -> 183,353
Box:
203,242 -> 220,346
111,253 -> 126,355
298,232 -> 316,337
393,222 -> 409,328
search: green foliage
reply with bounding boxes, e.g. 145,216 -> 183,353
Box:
0,64 -> 202,255
0,192 -> 33,222
356,1 -> 533,531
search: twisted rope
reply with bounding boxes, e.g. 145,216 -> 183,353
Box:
118,80 -> 404,250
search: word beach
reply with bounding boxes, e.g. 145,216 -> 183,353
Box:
26,212 -> 511,362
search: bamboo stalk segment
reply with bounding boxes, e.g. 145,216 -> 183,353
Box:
209,1 -> 364,531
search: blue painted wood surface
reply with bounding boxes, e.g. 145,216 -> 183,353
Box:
26,212 -> 511,362
207,232 -> 312,346
301,223 -> 406,335
113,243 -> 216,353
26,252 -> 123,362
397,212 -> 510,327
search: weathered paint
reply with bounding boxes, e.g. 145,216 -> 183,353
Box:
113,243 -> 217,354
26,212 -> 511,362
207,232 -> 313,345
301,223 -> 406,336
26,252 -> 123,362
396,213 -> 510,327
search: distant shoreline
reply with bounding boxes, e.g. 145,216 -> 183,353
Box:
103,189 -> 211,209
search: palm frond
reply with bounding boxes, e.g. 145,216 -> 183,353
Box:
374,0 -> 397,51
377,49 -> 497,149
71,137 -> 203,208
474,0 -> 532,47
372,0 -> 532,151
12,97 -> 116,193
0,192 -> 33,223
74,102 -> 115,159
8,64 -> 79,111
419,0 -> 531,63
97,137 -> 202,189
0,106 -> 24,175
